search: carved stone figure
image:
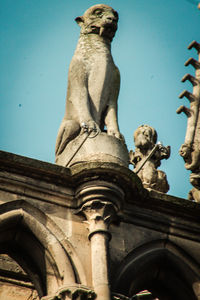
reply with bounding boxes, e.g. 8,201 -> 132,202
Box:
55,4 -> 128,167
130,125 -> 170,193
177,41 -> 200,202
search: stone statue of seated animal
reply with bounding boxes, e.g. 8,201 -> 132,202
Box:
55,4 -> 124,159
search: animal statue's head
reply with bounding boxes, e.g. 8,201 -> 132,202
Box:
134,125 -> 157,150
75,4 -> 118,41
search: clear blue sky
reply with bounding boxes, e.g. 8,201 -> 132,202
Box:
0,0 -> 199,199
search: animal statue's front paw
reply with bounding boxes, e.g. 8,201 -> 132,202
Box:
81,120 -> 100,135
107,129 -> 125,142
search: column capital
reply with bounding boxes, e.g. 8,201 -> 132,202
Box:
41,284 -> 96,300
76,180 -> 125,238
76,180 -> 125,211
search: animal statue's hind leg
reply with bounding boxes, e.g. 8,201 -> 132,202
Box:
55,120 -> 80,156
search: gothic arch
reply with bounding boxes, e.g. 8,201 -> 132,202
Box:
112,239 -> 200,300
0,200 -> 86,297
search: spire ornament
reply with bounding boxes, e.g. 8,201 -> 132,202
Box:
177,41 -> 200,202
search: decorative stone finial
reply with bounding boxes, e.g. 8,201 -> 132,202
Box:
177,41 -> 200,202
129,125 -> 170,193
55,4 -> 129,168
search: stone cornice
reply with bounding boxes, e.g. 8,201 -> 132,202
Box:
0,150 -> 72,186
1,150 -> 200,229
0,150 -> 144,208
119,189 -> 200,242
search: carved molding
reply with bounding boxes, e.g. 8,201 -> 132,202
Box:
42,285 -> 96,300
80,200 -> 116,240
76,180 -> 125,238
76,181 -> 124,211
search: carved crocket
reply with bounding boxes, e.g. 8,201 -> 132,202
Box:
177,41 -> 200,202
129,125 -> 170,193
55,4 -> 123,159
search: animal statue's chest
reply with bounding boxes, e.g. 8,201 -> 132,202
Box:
87,54 -> 116,109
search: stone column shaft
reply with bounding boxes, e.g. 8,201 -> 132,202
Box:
90,233 -> 110,300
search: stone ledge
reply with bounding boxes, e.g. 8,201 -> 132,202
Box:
1,150 -> 200,219
0,150 -> 72,186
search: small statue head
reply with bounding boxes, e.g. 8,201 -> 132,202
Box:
134,124 -> 157,150
179,143 -> 192,159
75,4 -> 119,41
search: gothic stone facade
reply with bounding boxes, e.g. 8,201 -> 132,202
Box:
0,150 -> 200,300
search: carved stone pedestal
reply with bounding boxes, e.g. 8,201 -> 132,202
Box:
55,132 -> 129,168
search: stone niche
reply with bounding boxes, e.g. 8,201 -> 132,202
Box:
0,254 -> 39,300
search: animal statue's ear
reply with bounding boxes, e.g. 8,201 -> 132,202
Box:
75,16 -> 84,26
